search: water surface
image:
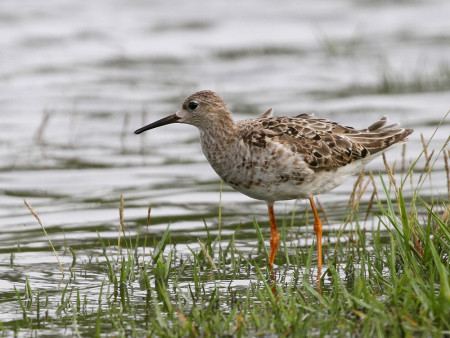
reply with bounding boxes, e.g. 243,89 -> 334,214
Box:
0,0 -> 449,331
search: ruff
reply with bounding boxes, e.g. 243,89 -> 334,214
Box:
135,90 -> 413,273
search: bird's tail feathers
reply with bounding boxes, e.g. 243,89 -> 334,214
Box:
349,116 -> 413,155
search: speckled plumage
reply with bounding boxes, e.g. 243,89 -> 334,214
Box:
135,90 -> 413,271
173,91 -> 412,203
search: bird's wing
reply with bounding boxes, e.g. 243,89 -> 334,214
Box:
239,114 -> 412,170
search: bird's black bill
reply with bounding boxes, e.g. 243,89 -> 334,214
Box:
134,114 -> 181,134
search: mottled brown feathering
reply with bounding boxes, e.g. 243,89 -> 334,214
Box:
239,114 -> 413,171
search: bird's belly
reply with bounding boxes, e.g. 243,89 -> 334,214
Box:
224,159 -> 365,202
213,155 -> 313,202
228,180 -> 305,201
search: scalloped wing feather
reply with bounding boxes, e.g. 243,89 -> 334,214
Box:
238,114 -> 413,170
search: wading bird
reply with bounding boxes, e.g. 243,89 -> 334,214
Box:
135,90 -> 412,274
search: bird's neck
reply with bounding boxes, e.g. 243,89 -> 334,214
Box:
198,117 -> 239,176
198,114 -> 236,141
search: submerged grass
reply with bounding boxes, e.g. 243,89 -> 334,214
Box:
315,63 -> 450,98
2,126 -> 449,337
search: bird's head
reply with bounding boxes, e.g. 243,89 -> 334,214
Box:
134,90 -> 233,134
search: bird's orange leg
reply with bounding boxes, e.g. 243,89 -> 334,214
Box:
309,197 -> 323,275
268,203 -> 279,269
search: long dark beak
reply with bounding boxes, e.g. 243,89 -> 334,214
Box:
134,114 -> 181,134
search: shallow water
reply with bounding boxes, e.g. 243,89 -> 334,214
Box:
0,0 -> 449,332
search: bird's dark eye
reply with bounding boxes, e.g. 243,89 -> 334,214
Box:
188,101 -> 199,110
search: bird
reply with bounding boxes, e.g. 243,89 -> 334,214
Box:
134,90 -> 413,274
